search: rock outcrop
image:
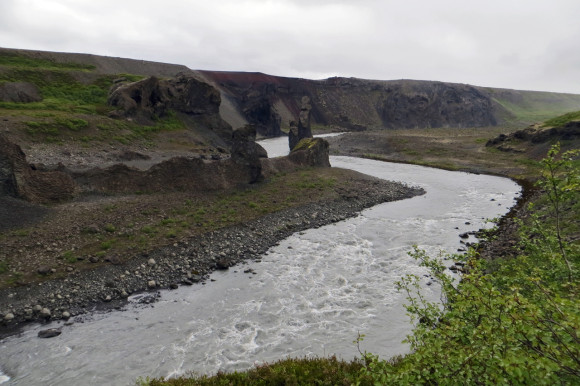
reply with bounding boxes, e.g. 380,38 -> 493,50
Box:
261,137 -> 331,179
0,134 -> 75,203
377,82 -> 496,129
0,82 -> 42,103
288,96 -> 313,150
198,71 -> 283,137
200,73 -> 502,134
486,121 -> 580,152
107,74 -> 232,144
231,124 -> 267,183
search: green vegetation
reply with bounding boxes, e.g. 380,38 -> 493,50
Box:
358,144 -> 579,384
542,110 -> 580,128
0,52 -> 178,146
142,145 -> 580,385
0,261 -> 8,274
0,52 -> 95,71
138,356 -> 370,386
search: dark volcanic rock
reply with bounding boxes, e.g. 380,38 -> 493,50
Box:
377,82 -> 496,129
231,124 -> 264,183
201,72 -> 499,135
115,150 -> 151,161
0,134 -> 75,203
107,74 -> 232,144
487,121 -> 580,149
38,328 -> 61,338
199,72 -> 283,137
71,155 -> 267,194
288,137 -> 331,168
0,82 -> 42,103
289,96 -> 313,150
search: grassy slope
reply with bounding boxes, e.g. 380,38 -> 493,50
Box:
0,51 -> 193,148
482,87 -> 580,126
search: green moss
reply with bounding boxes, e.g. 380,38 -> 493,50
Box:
292,137 -> 319,151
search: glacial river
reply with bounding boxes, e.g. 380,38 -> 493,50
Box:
0,136 -> 520,385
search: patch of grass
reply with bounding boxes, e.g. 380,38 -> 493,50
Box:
12,229 -> 29,237
100,240 -> 113,250
0,261 -> 9,274
60,250 -> 78,264
141,356 -> 369,386
104,224 -> 116,233
0,53 -> 95,71
141,226 -> 156,234
160,218 -> 176,226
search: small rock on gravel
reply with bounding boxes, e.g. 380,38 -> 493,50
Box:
38,328 -> 61,338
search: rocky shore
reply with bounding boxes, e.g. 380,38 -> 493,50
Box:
0,177 -> 423,338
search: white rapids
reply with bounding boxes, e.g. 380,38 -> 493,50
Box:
0,136 -> 520,385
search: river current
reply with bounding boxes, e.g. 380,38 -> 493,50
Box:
0,136 -> 520,385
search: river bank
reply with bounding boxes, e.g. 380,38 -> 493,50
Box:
0,170 -> 423,338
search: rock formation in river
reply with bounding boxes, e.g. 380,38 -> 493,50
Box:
288,96 -> 313,150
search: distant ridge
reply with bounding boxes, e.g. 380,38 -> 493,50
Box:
2,47 -> 580,135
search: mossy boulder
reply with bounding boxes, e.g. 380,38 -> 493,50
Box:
289,137 -> 330,167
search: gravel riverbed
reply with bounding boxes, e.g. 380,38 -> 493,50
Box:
0,178 -> 423,338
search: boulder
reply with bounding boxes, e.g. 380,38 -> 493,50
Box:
289,137 -> 331,167
38,328 -> 61,338
0,82 -> 42,103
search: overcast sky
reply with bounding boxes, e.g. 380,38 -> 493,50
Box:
1,0 -> 579,93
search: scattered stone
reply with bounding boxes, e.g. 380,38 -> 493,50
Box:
37,266 -> 51,275
147,280 -> 157,288
84,224 -> 100,234
4,313 -> 14,321
40,308 -> 51,318
89,256 -> 99,263
147,258 -> 156,266
106,256 -> 122,265
215,259 -> 230,270
38,328 -> 61,338
169,283 -> 179,290
61,311 -> 71,319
